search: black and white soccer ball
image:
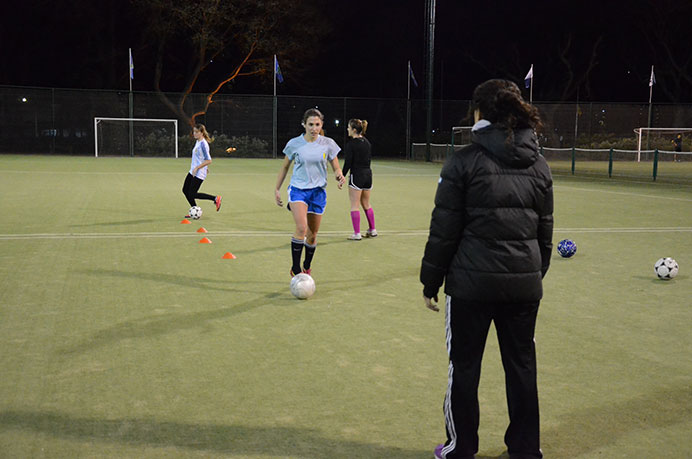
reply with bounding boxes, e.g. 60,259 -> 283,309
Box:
557,239 -> 577,258
290,273 -> 315,299
189,206 -> 203,220
654,257 -> 678,280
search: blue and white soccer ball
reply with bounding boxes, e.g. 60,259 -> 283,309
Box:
654,257 -> 678,280
557,239 -> 577,258
189,206 -> 203,220
290,273 -> 316,299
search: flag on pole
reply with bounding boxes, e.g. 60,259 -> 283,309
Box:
129,48 -> 134,80
649,65 -> 656,87
409,65 -> 419,88
524,65 -> 533,89
274,56 -> 284,84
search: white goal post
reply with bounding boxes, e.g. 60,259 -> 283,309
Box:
411,126 -> 474,161
451,126 -> 473,148
633,127 -> 692,162
94,117 -> 179,158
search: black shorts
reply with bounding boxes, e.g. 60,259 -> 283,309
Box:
348,169 -> 372,190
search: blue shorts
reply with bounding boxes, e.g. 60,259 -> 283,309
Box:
287,186 -> 327,215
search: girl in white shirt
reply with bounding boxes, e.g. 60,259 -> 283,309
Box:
182,124 -> 222,217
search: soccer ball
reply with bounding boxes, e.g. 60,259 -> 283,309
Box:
189,206 -> 203,220
290,273 -> 316,299
654,257 -> 678,280
557,239 -> 577,258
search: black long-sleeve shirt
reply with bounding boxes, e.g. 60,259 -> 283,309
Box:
342,137 -> 372,177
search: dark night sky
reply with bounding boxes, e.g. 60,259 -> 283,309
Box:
1,0 -> 691,103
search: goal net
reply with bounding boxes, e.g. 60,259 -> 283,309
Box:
634,127 -> 692,161
94,117 -> 179,157
411,126 -> 473,161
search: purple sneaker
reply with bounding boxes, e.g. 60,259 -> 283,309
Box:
434,444 -> 445,459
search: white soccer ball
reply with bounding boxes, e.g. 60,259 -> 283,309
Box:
189,206 -> 203,220
654,257 -> 679,280
290,273 -> 316,299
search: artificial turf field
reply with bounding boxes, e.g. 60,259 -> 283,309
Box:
0,155 -> 690,458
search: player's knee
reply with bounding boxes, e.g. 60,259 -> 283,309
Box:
294,223 -> 308,237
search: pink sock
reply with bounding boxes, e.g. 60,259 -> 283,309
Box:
365,207 -> 375,230
350,210 -> 361,234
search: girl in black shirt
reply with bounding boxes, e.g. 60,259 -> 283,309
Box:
342,119 -> 377,240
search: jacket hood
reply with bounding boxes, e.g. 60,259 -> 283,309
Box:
472,123 -> 538,168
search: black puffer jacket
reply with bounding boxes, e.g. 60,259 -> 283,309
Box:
420,123 -> 553,303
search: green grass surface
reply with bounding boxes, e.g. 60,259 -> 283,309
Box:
0,155 -> 691,458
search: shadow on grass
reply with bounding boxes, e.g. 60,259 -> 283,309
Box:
542,384 -> 692,457
65,263 -> 417,357
82,268 -> 282,293
632,274 -> 688,284
0,410 -> 429,458
61,272 -> 288,355
81,270 -> 288,294
70,218 -> 167,227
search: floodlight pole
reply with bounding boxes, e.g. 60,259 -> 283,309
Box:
273,55 -> 278,159
406,61 -> 412,160
425,0 -> 436,162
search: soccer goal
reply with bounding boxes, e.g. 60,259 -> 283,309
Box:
633,127 -> 692,162
411,126 -> 473,161
94,117 -> 179,158
451,126 -> 473,149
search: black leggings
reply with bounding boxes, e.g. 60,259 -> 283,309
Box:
182,173 -> 216,207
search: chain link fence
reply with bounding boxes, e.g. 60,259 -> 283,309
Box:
2,85 -> 691,160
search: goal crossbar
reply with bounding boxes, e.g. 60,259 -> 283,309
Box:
634,127 -> 692,162
94,117 -> 179,158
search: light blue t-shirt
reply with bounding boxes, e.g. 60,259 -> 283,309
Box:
190,139 -> 211,180
283,135 -> 340,189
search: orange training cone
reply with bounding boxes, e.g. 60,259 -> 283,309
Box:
181,219 -> 191,224
222,252 -> 236,259
199,237 -> 212,244
197,227 -> 208,233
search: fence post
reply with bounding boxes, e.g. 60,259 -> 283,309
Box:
608,148 -> 613,177
571,147 -> 576,175
653,149 -> 659,181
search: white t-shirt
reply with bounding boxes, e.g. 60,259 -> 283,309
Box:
283,135 -> 340,189
190,139 -> 211,180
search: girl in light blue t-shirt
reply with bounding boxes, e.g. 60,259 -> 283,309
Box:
182,124 -> 222,217
274,108 -> 346,277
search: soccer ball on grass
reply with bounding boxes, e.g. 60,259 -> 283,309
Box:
189,206 -> 203,220
654,257 -> 678,280
290,273 -> 316,299
557,239 -> 577,258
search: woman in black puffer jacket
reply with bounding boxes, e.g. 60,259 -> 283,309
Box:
421,79 -> 553,459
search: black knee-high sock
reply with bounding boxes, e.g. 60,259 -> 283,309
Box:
303,242 -> 316,270
291,238 -> 304,274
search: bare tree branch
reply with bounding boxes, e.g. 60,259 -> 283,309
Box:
133,0 -> 328,126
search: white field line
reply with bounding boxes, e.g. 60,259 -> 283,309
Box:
0,227 -> 691,241
1,169 -> 440,177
